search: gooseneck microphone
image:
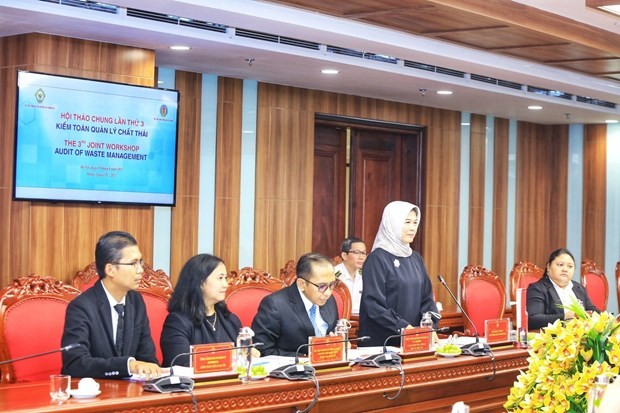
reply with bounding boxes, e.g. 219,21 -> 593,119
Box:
269,336 -> 370,380
357,327 -> 449,368
0,343 -> 81,366
437,274 -> 491,357
143,342 -> 264,393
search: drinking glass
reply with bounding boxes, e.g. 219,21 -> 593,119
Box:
50,374 -> 71,402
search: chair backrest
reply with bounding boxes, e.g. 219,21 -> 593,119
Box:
509,261 -> 544,302
332,280 -> 352,320
137,264 -> 173,364
72,262 -> 172,364
460,265 -> 506,337
279,259 -> 297,286
0,275 -> 81,383
225,267 -> 286,327
581,259 -> 608,311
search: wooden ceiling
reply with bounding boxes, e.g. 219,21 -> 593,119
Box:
268,0 -> 620,81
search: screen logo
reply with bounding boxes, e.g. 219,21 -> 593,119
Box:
35,88 -> 46,103
159,104 -> 168,118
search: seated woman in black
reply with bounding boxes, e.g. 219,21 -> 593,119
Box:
160,253 -> 258,367
526,248 -> 599,330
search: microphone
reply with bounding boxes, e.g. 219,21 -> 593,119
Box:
143,342 -> 263,393
357,327 -> 449,368
437,274 -> 491,357
269,336 -> 370,380
0,343 -> 81,366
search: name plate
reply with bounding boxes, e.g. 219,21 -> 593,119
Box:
308,336 -> 345,365
190,342 -> 234,374
401,327 -> 432,352
484,318 -> 510,343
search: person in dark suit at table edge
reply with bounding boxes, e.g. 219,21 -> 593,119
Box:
526,247 -> 599,330
61,231 -> 161,379
252,252 -> 339,357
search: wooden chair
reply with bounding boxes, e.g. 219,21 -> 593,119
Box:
459,265 -> 506,337
0,275 -> 81,383
581,259 -> 609,311
225,267 -> 286,327
72,262 -> 173,364
509,261 -> 543,302
279,259 -> 297,286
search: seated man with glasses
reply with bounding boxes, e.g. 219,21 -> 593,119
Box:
61,231 -> 162,380
334,237 -> 367,315
252,252 -> 339,356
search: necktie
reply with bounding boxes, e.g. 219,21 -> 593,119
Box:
114,303 -> 125,354
308,304 -> 321,337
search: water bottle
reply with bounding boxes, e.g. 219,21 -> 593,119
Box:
236,327 -> 253,383
587,374 -> 610,413
335,319 -> 351,361
420,312 -> 433,350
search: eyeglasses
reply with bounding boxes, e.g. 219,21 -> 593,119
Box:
347,250 -> 367,256
114,259 -> 145,269
304,278 -> 339,293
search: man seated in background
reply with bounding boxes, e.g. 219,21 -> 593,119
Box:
61,231 -> 162,379
334,237 -> 366,315
252,252 -> 339,356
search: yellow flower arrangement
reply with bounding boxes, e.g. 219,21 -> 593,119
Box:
505,299 -> 620,412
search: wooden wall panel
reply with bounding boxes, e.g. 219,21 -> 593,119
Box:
214,78 -> 243,270
467,114 -> 486,265
492,118 -> 510,278
515,122 -> 568,267
582,124 -> 607,266
0,34 -> 156,288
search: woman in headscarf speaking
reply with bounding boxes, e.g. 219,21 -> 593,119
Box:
358,201 -> 438,347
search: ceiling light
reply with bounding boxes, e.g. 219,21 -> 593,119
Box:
170,45 -> 191,51
436,90 -> 453,95
605,119 -> 618,123
528,105 -> 543,110
321,69 -> 339,74
461,122 -> 470,126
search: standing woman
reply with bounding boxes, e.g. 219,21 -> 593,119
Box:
358,201 -> 438,347
161,253 -> 255,367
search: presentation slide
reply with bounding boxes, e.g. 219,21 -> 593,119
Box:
14,71 -> 179,206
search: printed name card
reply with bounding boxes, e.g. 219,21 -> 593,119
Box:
190,342 -> 234,374
308,336 -> 345,365
401,327 -> 432,352
484,318 -> 510,343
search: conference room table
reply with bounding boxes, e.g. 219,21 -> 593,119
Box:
0,346 -> 528,412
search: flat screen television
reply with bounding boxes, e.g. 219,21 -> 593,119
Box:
13,70 -> 179,206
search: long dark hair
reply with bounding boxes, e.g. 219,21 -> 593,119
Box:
543,248 -> 575,278
168,253 -> 230,324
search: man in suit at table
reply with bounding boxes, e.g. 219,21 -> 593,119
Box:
61,231 -> 162,379
252,252 -> 339,356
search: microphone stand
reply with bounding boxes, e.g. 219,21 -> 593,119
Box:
269,336 -> 370,413
437,274 -> 492,357
143,342 -> 264,394
0,343 -> 81,365
357,327 -> 450,368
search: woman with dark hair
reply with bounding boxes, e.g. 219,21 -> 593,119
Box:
160,254 -> 256,367
526,248 -> 599,330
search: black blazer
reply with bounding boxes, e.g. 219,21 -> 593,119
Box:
160,308 -> 242,367
61,280 -> 158,378
251,284 -> 339,357
526,276 -> 599,330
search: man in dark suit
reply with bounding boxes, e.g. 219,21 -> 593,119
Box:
252,253 -> 339,356
61,231 -> 162,379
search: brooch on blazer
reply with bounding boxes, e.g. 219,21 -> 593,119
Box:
393,259 -> 400,268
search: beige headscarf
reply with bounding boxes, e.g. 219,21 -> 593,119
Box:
371,201 -> 420,257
